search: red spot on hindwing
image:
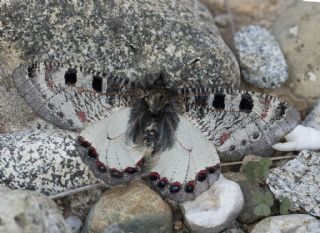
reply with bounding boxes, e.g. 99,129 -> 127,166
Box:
76,111 -> 87,123
259,97 -> 271,105
260,111 -> 268,119
219,132 -> 230,145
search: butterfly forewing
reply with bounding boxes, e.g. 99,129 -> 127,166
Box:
181,88 -> 300,160
13,62 -> 133,131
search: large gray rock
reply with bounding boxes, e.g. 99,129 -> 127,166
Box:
267,150 -> 320,217
235,25 -> 288,88
272,1 -> 320,111
0,189 -> 72,233
0,130 -> 100,194
82,181 -> 173,233
0,0 -> 240,89
251,214 -> 320,233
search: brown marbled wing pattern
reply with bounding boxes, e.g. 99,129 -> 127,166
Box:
177,87 -> 300,160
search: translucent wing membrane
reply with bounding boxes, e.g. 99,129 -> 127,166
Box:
146,116 -> 220,202
77,108 -> 145,185
177,87 -> 300,160
13,62 -> 135,131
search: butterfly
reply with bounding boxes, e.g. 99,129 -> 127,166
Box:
12,62 -> 300,202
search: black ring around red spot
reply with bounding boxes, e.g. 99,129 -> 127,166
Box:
149,172 -> 160,181
170,182 -> 181,194
88,147 -> 98,159
157,178 -> 168,189
110,169 -> 123,178
185,181 -> 195,193
197,170 -> 207,182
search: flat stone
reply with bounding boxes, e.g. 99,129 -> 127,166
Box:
267,150 -> 320,217
82,181 -> 173,233
0,130 -> 100,195
235,25 -> 288,88
272,1 -> 320,111
181,175 -> 244,233
251,214 -> 320,233
0,189 -> 72,233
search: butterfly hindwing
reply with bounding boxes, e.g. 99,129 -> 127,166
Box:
13,62 -> 134,131
146,115 -> 220,202
77,107 -> 145,186
179,88 -> 300,160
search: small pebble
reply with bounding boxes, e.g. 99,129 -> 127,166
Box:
66,215 -> 83,233
235,25 -> 288,88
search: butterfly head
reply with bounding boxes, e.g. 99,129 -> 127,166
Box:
143,90 -> 170,114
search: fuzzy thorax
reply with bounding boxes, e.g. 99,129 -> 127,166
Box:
125,88 -> 181,153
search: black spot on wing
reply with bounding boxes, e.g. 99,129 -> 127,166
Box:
213,92 -> 225,109
64,68 -> 77,85
239,93 -> 253,113
195,95 -> 208,107
92,75 -> 103,92
27,64 -> 37,78
275,102 -> 287,120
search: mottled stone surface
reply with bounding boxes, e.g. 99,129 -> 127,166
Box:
0,130 -> 100,194
272,1 -> 320,111
251,214 -> 320,233
0,189 -> 72,233
303,99 -> 320,130
82,181 -> 173,233
0,0 -> 240,89
181,176 -> 244,233
267,150 -> 320,217
235,25 -> 288,88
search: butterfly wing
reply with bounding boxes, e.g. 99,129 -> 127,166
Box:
77,107 -> 146,186
179,88 -> 300,160
146,115 -> 220,202
13,62 -> 134,131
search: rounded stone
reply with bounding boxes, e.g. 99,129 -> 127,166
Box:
235,25 -> 288,88
65,215 -> 83,233
272,1 -> 320,111
0,190 -> 72,233
181,175 -> 244,233
0,130 -> 100,195
251,214 -> 320,233
82,181 -> 173,233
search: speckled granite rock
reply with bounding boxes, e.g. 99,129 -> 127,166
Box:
267,151 -> 320,217
82,181 -> 173,233
235,25 -> 288,88
0,189 -> 72,233
0,130 -> 100,194
303,99 -> 320,130
0,0 -> 240,90
251,214 -> 320,233
272,1 -> 320,111
181,176 -> 244,233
